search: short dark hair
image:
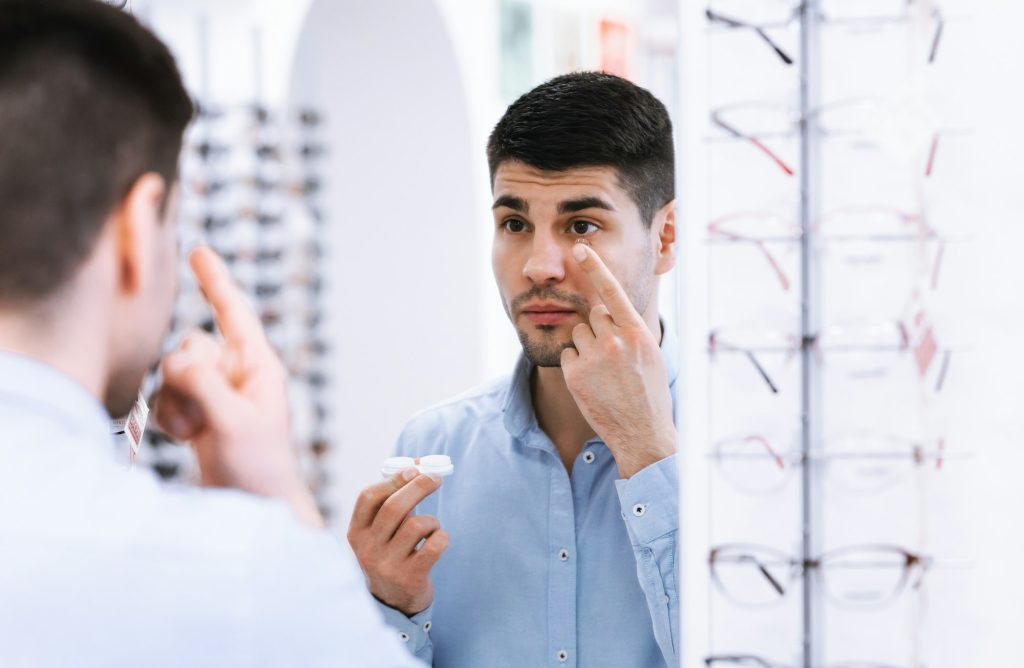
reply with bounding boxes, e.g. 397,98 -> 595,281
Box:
487,72 -> 674,228
0,0 -> 193,304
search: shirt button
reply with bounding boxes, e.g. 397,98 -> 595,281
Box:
399,632 -> 410,643
423,621 -> 432,633
558,548 -> 570,562
556,649 -> 569,663
582,451 -> 596,464
632,503 -> 647,517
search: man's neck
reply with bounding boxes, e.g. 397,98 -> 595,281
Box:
0,301 -> 108,404
531,365 -> 595,473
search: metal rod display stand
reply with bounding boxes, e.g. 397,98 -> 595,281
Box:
798,2 -> 819,667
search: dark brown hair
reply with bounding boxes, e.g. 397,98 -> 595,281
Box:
0,0 -> 193,303
487,72 -> 674,228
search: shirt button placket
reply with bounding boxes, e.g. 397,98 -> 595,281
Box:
548,459 -> 576,667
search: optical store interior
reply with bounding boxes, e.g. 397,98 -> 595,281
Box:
1,0 -> 1022,667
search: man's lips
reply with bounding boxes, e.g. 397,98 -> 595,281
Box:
519,302 -> 579,325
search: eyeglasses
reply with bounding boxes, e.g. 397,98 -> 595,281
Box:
196,102 -> 273,126
710,318 -> 905,390
712,432 -> 950,496
189,141 -> 231,162
711,98 -> 944,177
219,248 -> 284,264
259,306 -> 324,330
297,108 -> 323,127
819,0 -> 945,64
188,141 -> 325,163
707,1 -> 945,66
706,0 -> 800,28
709,316 -> 953,395
191,177 -> 323,202
708,211 -> 800,291
300,143 -> 328,159
707,208 -> 957,334
709,543 -> 931,609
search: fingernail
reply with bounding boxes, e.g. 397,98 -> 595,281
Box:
572,244 -> 587,262
428,474 -> 442,485
402,467 -> 419,482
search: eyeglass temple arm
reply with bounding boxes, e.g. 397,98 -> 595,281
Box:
929,11 -> 944,64
705,9 -> 794,65
756,560 -> 786,596
925,133 -> 940,177
745,435 -> 787,470
746,351 -> 780,394
710,112 -> 796,176
706,221 -> 792,291
708,332 -> 779,394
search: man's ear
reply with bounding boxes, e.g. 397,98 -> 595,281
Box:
114,173 -> 167,296
652,199 -> 676,276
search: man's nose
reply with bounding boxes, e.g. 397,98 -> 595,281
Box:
522,233 -> 567,284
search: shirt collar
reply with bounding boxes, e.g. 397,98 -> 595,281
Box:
0,351 -> 114,455
501,319 -> 680,441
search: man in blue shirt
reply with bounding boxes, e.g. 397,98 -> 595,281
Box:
348,72 -> 679,668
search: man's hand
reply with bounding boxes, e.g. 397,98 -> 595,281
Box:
561,243 -> 677,479
347,469 -> 448,616
152,247 -> 323,529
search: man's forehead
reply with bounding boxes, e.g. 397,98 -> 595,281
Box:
492,162 -> 629,206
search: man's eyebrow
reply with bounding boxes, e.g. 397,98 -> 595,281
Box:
557,196 -> 615,214
492,195 -> 528,213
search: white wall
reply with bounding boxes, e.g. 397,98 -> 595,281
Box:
287,0 -> 486,524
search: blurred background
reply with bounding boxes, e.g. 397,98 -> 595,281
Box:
107,0 -> 1021,666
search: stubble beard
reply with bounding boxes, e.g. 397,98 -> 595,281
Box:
510,262 -> 654,368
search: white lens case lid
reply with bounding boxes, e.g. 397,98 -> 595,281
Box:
381,454 -> 454,478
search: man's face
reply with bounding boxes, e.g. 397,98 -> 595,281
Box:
491,161 -> 659,367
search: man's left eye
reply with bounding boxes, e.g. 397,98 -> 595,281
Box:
571,221 -> 598,235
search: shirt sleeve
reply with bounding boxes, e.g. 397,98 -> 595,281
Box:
614,454 -> 679,667
375,600 -> 435,663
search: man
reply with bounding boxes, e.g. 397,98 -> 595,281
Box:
348,72 -> 679,667
0,2 -> 422,666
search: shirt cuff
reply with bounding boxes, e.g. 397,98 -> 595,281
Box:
375,600 -> 434,655
614,454 -> 678,546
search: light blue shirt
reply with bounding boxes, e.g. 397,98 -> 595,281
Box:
378,329 -> 680,668
0,351 -> 423,668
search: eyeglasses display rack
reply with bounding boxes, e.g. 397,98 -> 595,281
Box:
682,1 -> 974,667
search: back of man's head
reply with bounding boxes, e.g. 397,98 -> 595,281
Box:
0,0 -> 193,306
486,71 -> 674,228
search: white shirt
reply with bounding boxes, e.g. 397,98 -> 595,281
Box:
0,351 -> 423,668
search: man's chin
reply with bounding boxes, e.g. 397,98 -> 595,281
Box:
516,329 -> 576,368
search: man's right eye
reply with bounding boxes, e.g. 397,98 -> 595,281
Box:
503,219 -> 527,233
